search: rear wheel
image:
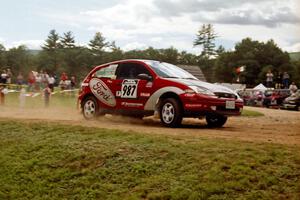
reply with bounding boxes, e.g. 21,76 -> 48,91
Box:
206,114 -> 227,128
159,98 -> 182,127
82,96 -> 99,120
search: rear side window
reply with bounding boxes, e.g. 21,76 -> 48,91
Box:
95,64 -> 118,78
116,63 -> 150,79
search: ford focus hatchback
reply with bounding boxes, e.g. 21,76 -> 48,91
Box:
78,59 -> 243,127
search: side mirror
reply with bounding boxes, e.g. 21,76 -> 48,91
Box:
137,73 -> 152,81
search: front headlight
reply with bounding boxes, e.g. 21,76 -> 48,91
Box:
188,86 -> 216,96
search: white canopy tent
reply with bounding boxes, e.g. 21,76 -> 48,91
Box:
253,83 -> 267,91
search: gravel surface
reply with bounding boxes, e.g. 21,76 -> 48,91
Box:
1,106 -> 299,146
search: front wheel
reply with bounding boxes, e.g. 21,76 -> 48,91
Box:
159,98 -> 182,127
82,96 -> 99,120
206,114 -> 228,128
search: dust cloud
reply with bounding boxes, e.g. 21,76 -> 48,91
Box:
1,105 -> 300,146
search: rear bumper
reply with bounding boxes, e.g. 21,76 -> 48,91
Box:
181,94 -> 243,117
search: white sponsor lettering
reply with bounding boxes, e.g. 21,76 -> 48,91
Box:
89,78 -> 116,107
140,92 -> 150,97
121,102 -> 143,107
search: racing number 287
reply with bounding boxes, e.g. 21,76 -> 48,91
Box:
122,85 -> 136,97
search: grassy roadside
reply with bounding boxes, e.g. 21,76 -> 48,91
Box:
0,120 -> 299,200
6,92 -> 263,116
241,109 -> 264,117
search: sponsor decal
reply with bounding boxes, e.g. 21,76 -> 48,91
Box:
121,79 -> 139,98
185,104 -> 203,108
140,92 -> 150,97
81,82 -> 89,87
121,102 -> 143,107
89,78 -> 116,107
116,91 -> 121,97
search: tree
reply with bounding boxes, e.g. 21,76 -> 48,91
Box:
0,43 -> 6,68
194,24 -> 217,58
160,47 -> 179,64
42,29 -> 60,50
106,41 -> 123,62
216,45 -> 225,56
60,31 -> 75,49
89,32 -> 109,64
40,29 -> 63,72
6,45 -> 34,76
214,38 -> 293,86
178,51 -> 197,65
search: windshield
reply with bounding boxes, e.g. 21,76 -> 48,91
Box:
146,61 -> 197,80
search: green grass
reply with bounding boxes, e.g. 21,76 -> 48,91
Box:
241,109 -> 264,117
6,93 -> 264,117
5,92 -> 77,109
0,120 -> 299,200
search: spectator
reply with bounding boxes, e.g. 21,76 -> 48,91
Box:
17,72 -> 24,85
35,73 -> 42,91
1,69 -> 7,84
59,80 -> 67,91
0,85 -> 8,105
28,71 -> 36,92
282,72 -> 290,89
60,72 -> 68,81
47,74 -> 55,92
53,73 -> 59,87
275,72 -> 282,89
60,72 -> 68,91
266,70 -> 274,88
289,82 -> 298,94
43,84 -> 52,107
70,76 -> 76,89
6,68 -> 13,84
41,70 -> 49,89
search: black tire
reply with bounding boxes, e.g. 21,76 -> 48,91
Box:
159,98 -> 182,127
206,114 -> 228,128
82,96 -> 99,120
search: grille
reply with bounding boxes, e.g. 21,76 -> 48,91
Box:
214,92 -> 237,99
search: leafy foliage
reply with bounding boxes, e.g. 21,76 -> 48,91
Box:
194,24 -> 218,58
0,29 -> 299,86
214,38 -> 296,86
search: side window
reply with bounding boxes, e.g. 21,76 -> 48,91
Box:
95,64 -> 117,78
116,63 -> 150,79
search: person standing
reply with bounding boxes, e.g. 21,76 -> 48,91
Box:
289,82 -> 298,94
17,72 -> 24,85
266,70 -> 274,88
43,85 -> 52,107
6,68 -> 13,84
1,69 -> 7,84
47,74 -> 55,92
0,85 -> 8,105
28,71 -> 36,92
275,72 -> 282,89
282,72 -> 290,89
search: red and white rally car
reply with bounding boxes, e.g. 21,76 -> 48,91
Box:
78,59 -> 243,127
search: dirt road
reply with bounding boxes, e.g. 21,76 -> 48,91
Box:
0,106 -> 299,146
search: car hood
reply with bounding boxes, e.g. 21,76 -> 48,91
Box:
167,78 -> 237,95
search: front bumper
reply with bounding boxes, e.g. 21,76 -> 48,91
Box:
181,93 -> 243,116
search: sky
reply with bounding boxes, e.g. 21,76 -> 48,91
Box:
0,0 -> 299,53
